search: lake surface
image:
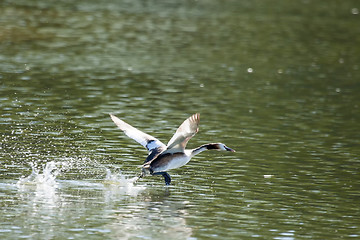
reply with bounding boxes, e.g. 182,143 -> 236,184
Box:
1,0 -> 360,239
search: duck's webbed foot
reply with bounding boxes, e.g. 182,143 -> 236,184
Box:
154,172 -> 171,185
134,172 -> 143,184
134,169 -> 147,184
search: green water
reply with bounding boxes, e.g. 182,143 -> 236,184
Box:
1,0 -> 360,239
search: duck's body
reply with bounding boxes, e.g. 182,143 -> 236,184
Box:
146,151 -> 191,173
110,113 -> 235,185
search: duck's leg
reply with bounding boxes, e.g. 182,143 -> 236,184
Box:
154,172 -> 171,185
162,172 -> 171,185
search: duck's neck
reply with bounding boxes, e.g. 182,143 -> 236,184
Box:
190,143 -> 220,157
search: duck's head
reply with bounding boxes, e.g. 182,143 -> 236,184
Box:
221,143 -> 236,152
208,143 -> 235,152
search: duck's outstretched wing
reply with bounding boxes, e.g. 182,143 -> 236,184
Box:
165,113 -> 200,152
110,114 -> 166,151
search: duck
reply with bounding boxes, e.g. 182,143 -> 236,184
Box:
109,113 -> 235,185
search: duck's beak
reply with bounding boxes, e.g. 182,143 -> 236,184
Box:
225,146 -> 235,152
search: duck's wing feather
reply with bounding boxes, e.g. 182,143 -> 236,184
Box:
165,113 -> 200,152
110,114 -> 166,151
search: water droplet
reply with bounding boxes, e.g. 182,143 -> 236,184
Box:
247,68 -> 253,73
351,8 -> 359,15
264,175 -> 274,178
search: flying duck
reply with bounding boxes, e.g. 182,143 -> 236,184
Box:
109,113 -> 235,185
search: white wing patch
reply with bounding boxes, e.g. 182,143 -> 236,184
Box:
146,139 -> 164,151
110,114 -> 166,151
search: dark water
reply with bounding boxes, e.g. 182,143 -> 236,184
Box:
1,0 -> 360,239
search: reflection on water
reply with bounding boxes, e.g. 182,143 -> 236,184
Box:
11,162 -> 192,239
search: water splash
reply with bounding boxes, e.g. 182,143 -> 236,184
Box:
16,160 -> 146,198
16,161 -> 65,205
103,169 -> 146,196
104,168 -> 138,185
16,161 -> 63,190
